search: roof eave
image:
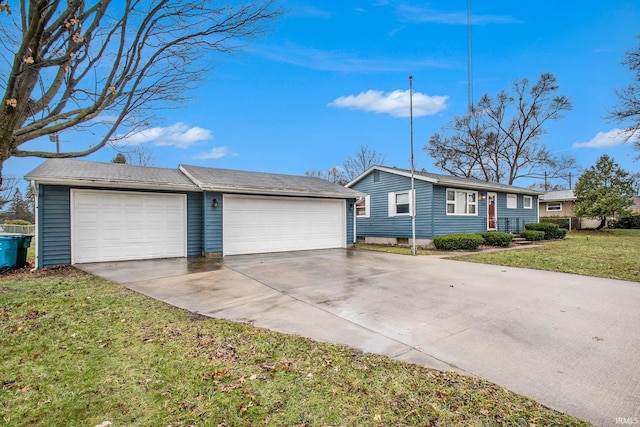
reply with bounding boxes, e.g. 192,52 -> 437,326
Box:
199,183 -> 362,199
346,165 -> 438,187
25,176 -> 201,192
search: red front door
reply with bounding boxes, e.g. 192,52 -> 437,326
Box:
487,193 -> 497,230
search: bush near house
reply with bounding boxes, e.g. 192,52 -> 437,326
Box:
539,216 -> 572,230
433,233 -> 484,251
524,222 -> 568,239
478,231 -> 513,247
610,214 -> 640,229
4,219 -> 32,225
520,230 -> 545,241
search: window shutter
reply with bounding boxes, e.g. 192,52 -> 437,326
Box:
365,195 -> 371,218
388,192 -> 396,217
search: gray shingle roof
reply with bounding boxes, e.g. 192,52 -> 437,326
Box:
179,164 -> 361,198
539,189 -> 576,202
24,159 -> 362,199
25,159 -> 200,191
348,166 -> 542,195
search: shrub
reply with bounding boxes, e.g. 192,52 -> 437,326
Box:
433,233 -> 484,251
520,230 -> 545,241
5,219 -> 31,225
610,214 -> 640,229
540,216 -> 571,230
524,222 -> 560,239
479,231 -> 513,247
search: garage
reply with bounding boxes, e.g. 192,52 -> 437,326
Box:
71,189 -> 186,263
223,194 -> 345,255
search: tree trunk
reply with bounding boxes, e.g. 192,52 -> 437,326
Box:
596,218 -> 607,230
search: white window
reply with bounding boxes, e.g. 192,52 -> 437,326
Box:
388,190 -> 414,217
507,194 -> 517,209
446,189 -> 477,215
523,196 -> 533,209
546,202 -> 562,212
356,195 -> 370,218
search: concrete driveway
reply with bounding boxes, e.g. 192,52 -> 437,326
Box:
79,249 -> 640,426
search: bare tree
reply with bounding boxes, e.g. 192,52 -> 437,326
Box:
610,35 -> 640,156
125,144 -> 156,166
342,143 -> 387,182
425,73 -> 573,185
305,166 -> 346,185
0,0 -> 282,184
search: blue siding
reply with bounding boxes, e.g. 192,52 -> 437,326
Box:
351,170 -> 434,239
432,186 -> 486,236
186,192 -> 204,257
352,171 -> 540,239
494,192 -> 539,231
38,185 -> 204,267
203,192 -> 223,253
346,198 -> 356,244
39,185 -> 71,268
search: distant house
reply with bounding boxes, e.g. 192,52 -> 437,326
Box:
631,196 -> 640,214
345,166 -> 541,247
538,189 -> 576,218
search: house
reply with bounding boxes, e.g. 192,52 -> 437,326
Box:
538,189 -> 576,218
25,159 -> 361,268
346,166 -> 541,247
631,196 -> 640,214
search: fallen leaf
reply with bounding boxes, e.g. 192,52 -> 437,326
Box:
592,336 -> 604,341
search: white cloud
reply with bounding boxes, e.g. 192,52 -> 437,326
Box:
193,146 -> 235,160
116,122 -> 213,148
328,89 -> 448,118
572,129 -> 638,149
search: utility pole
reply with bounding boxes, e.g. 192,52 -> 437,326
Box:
409,75 -> 416,256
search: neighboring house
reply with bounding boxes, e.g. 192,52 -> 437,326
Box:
631,196 -> 640,214
346,166 -> 541,247
538,189 -> 576,218
25,159 -> 361,269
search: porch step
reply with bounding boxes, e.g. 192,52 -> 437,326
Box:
511,235 -> 533,245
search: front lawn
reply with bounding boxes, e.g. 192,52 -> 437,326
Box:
453,229 -> 640,282
0,268 -> 590,426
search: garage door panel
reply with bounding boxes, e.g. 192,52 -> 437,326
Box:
72,190 -> 186,263
223,195 -> 345,256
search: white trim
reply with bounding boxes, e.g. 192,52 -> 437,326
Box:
523,195 -> 533,209
222,194 -> 346,255
347,166 -> 438,187
388,190 -> 414,217
445,188 -> 478,216
29,177 -> 199,192
487,192 -> 497,230
70,189 -> 187,264
507,193 -> 517,209
356,195 -> 370,218
546,202 -> 562,212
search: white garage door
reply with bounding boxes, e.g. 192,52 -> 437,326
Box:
72,189 -> 186,263
223,195 -> 345,256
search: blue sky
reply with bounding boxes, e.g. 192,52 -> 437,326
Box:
7,0 -> 640,189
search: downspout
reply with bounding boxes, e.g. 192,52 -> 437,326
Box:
29,180 -> 39,272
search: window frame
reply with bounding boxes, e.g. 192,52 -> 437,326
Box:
445,188 -> 478,216
355,195 -> 370,218
546,202 -> 562,212
523,195 -> 533,209
506,193 -> 517,209
388,190 -> 414,217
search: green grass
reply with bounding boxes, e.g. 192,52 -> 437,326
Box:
0,269 -> 590,426
453,229 -> 640,282
355,243 -> 447,256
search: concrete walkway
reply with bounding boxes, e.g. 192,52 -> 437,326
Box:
79,249 -> 640,426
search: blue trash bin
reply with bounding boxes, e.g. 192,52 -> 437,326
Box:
0,236 -> 19,269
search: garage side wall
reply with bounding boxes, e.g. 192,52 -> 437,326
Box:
346,198 -> 355,244
38,185 -> 72,268
37,185 -> 204,268
203,191 -> 223,255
